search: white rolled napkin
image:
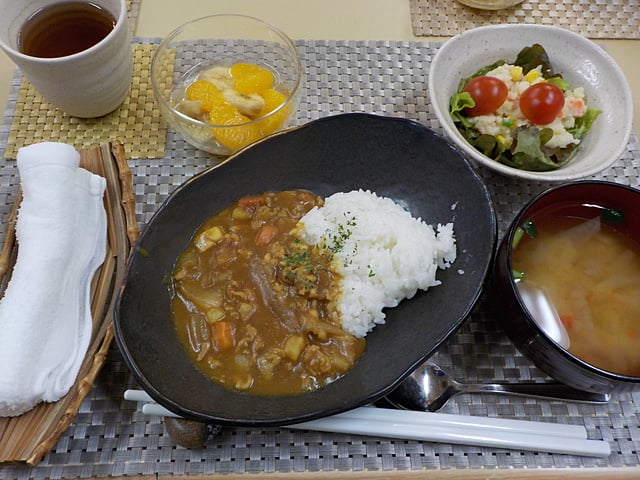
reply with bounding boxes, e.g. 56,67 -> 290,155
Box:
0,142 -> 107,417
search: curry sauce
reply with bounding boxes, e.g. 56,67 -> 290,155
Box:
171,190 -> 365,395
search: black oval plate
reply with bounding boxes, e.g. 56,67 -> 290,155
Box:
114,113 -> 497,426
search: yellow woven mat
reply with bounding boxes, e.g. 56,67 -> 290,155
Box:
410,0 -> 640,39
3,43 -> 169,160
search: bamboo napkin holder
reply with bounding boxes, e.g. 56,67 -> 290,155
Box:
0,141 -> 138,466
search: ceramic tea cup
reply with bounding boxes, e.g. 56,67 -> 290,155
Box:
0,0 -> 133,118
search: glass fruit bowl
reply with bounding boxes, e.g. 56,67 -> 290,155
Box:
151,14 -> 303,156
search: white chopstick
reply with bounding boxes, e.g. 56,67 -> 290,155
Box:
324,405 -> 589,439
124,389 -> 585,438
124,389 -> 611,457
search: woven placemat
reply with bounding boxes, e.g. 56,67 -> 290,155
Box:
0,39 -> 639,479
410,0 -> 640,39
3,42 -> 168,160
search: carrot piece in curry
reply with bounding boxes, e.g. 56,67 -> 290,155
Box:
238,195 -> 266,208
213,321 -> 235,351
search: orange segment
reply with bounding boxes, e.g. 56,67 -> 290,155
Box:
256,89 -> 291,135
186,80 -> 225,112
229,63 -> 263,77
209,104 -> 262,152
230,63 -> 274,95
208,102 -> 241,124
214,123 -> 263,152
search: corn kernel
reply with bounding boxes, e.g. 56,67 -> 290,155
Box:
496,134 -> 511,149
509,66 -> 523,82
524,69 -> 541,83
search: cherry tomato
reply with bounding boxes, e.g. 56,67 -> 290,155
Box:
519,82 -> 565,125
462,76 -> 509,117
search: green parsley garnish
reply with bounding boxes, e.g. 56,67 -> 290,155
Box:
325,214 -> 357,256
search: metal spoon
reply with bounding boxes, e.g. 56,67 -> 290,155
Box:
385,363 -> 611,412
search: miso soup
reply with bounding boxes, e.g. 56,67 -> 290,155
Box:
512,204 -> 640,376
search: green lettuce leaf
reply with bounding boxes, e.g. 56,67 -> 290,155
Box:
502,128 -> 560,171
514,44 -> 553,77
547,76 -> 570,91
449,92 -> 476,127
569,107 -> 602,139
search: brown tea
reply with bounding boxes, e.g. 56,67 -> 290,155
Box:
18,2 -> 116,58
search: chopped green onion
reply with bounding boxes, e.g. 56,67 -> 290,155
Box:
522,219 -> 538,238
512,227 -> 524,249
601,207 -> 624,224
512,269 -> 525,281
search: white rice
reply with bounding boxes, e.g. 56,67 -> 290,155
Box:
298,190 -> 456,338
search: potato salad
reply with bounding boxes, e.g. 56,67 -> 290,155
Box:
450,44 -> 601,171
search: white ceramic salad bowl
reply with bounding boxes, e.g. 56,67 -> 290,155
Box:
429,24 -> 633,182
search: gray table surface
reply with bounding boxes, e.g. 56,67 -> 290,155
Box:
0,39 -> 639,479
